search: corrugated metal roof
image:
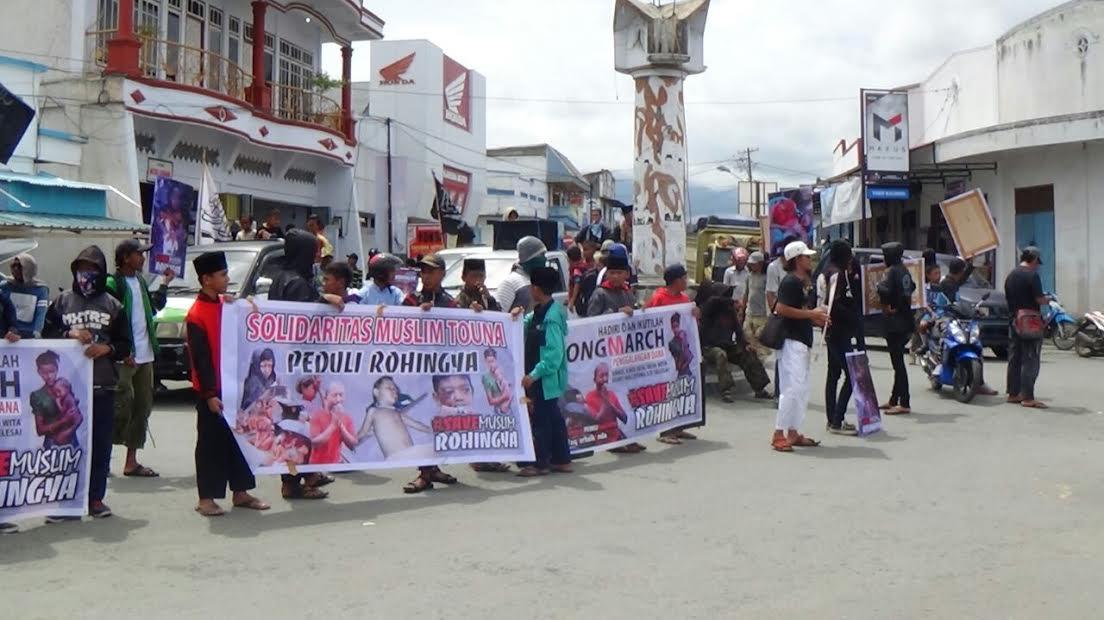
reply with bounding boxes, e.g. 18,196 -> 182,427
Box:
0,212 -> 148,233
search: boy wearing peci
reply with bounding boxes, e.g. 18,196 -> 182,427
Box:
187,251 -> 270,517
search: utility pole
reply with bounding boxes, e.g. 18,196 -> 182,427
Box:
737,148 -> 759,217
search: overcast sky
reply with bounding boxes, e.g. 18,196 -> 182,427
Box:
323,0 -> 1062,190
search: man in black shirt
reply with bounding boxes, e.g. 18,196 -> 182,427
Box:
772,241 -> 829,452
1005,246 -> 1049,408
877,242 -> 915,415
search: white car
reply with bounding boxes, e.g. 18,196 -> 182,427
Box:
441,249 -> 570,305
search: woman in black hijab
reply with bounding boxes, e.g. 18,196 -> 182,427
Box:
818,241 -> 863,434
241,348 -> 278,411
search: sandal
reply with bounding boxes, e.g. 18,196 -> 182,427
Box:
515,466 -> 548,478
282,484 -> 328,500
787,433 -> 820,447
771,436 -> 793,452
123,465 -> 159,478
885,406 -> 911,415
469,463 -> 511,473
232,497 -> 271,511
403,476 -> 433,494
657,435 -> 682,445
610,443 -> 646,454
1021,400 -> 1049,409
676,430 -> 697,440
425,469 -> 458,485
195,503 -> 225,517
304,473 -> 335,487
878,402 -> 896,410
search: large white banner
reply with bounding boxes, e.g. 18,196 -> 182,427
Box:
0,341 -> 93,521
862,90 -> 910,174
560,303 -> 703,453
220,301 -> 534,474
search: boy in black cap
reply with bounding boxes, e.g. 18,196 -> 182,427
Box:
105,238 -> 173,478
645,264 -> 704,444
187,251 -> 269,516
456,258 -> 501,312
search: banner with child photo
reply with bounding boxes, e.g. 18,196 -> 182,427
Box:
0,341 -> 93,522
560,303 -> 703,453
219,300 -> 534,474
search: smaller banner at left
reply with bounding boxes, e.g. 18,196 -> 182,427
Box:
221,301 -> 535,474
0,341 -> 93,521
149,177 -> 194,277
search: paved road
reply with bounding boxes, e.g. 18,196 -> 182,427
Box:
4,347 -> 1103,619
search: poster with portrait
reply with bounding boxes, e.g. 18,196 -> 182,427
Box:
220,301 -> 533,474
767,187 -> 814,258
0,341 -> 93,521
846,351 -> 882,436
560,304 -> 703,453
148,177 -> 194,277
860,258 -> 924,315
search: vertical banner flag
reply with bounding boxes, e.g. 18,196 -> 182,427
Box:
148,177 -> 193,277
0,341 -> 93,521
846,351 -> 882,436
196,162 -> 232,246
560,304 -> 703,453
442,55 -> 472,132
861,89 -> 910,176
220,301 -> 534,473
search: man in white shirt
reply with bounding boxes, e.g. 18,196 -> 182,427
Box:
105,239 -> 172,478
723,247 -> 750,309
495,236 -> 547,311
235,215 -> 257,240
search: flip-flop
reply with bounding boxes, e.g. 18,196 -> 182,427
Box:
1022,400 -> 1049,409
425,469 -> 458,485
657,435 -> 682,445
232,497 -> 271,511
123,465 -> 159,478
469,463 -> 511,473
195,504 -> 225,517
403,477 -> 433,494
675,430 -> 697,440
789,435 -> 821,447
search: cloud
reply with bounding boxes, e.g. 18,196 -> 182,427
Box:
325,0 -> 1063,191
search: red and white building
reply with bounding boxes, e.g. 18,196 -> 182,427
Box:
352,39 -> 487,254
13,0 -> 383,263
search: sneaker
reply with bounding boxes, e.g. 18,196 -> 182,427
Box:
45,515 -> 81,524
88,502 -> 113,519
827,423 -> 859,436
0,522 -> 18,534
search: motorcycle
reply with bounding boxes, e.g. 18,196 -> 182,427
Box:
1042,293 -> 1078,350
1074,311 -> 1104,358
920,293 -> 989,403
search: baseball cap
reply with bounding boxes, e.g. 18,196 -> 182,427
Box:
783,241 -> 817,262
418,254 -> 446,271
600,239 -> 616,252
115,238 -> 152,264
1021,246 -> 1043,265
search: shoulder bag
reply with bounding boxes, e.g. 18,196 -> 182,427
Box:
1012,309 -> 1046,340
758,300 -> 786,350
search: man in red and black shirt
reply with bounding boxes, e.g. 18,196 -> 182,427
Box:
400,254 -> 458,493
187,251 -> 269,517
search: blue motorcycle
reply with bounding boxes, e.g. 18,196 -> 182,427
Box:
920,293 -> 989,403
1042,293 -> 1077,350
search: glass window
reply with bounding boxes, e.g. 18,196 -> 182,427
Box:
165,249 -> 260,296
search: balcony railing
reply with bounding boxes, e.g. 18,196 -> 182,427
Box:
269,82 -> 343,133
86,30 -> 343,135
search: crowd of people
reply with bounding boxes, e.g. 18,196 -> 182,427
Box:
0,217 -> 1055,529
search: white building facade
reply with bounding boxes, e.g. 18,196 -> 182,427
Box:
483,144 -> 589,244
352,39 -> 487,255
0,0 -> 383,285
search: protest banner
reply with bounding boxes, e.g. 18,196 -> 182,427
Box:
767,187 -> 814,258
149,177 -> 193,277
560,303 -> 703,453
846,351 -> 882,436
220,300 -> 534,474
860,257 -> 924,315
939,189 -> 999,259
0,341 -> 93,521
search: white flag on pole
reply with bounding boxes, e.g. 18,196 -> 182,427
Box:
196,162 -> 232,245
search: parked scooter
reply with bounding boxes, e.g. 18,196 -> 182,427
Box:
920,293 -> 990,403
1074,311 -> 1104,358
1042,293 -> 1078,350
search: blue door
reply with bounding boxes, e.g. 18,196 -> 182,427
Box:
1015,211 -> 1056,293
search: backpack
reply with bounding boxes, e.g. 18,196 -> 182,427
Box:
574,268 -> 600,317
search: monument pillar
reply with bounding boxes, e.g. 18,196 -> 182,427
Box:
614,0 -> 709,281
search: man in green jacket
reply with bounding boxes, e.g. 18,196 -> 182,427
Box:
105,239 -> 172,477
516,267 -> 572,477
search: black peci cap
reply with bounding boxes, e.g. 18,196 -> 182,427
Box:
463,258 -> 486,274
193,251 -> 228,277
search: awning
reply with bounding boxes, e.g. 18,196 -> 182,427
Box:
0,212 -> 148,233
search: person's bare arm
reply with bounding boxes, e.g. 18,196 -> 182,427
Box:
357,409 -> 376,442
776,302 -> 829,327
312,418 -> 339,446
400,412 -> 432,434
337,416 -> 358,450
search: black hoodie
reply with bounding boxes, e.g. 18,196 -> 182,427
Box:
878,242 -> 916,334
268,229 -> 319,303
44,246 -> 131,388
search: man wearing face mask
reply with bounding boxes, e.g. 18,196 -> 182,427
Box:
43,246 -> 131,521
